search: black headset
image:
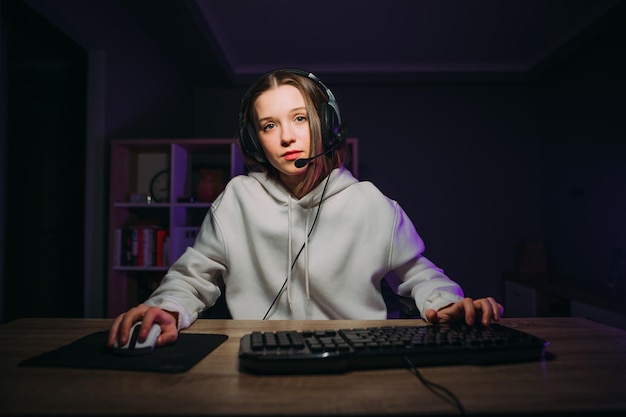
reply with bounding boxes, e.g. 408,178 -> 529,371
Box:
238,68 -> 345,165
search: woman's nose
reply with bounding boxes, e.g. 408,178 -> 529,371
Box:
280,125 -> 296,145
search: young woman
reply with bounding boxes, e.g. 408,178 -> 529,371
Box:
108,69 -> 503,349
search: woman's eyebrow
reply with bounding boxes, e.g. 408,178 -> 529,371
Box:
257,107 -> 307,124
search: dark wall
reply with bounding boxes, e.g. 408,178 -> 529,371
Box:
538,18 -> 626,288
191,20 -> 626,301
0,0 -> 196,321
2,0 -> 86,321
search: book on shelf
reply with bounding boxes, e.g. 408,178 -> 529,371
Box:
156,229 -> 168,267
114,225 -> 168,267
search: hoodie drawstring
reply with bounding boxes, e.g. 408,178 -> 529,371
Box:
304,195 -> 311,301
287,195 -> 293,311
287,194 -> 313,315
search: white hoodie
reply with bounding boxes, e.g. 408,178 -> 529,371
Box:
145,167 -> 464,329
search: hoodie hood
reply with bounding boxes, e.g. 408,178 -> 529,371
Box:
248,166 -> 358,208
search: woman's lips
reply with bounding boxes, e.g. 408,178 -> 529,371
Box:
283,151 -> 302,161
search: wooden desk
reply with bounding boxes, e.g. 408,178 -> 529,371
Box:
1,317 -> 625,416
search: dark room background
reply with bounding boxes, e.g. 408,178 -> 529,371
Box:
0,0 -> 624,324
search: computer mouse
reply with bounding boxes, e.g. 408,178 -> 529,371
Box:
113,321 -> 161,355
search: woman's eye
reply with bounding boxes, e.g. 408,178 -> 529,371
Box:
295,115 -> 307,123
262,123 -> 275,132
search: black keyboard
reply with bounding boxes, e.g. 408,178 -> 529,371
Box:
238,323 -> 549,374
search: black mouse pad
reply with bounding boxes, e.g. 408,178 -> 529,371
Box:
18,331 -> 228,373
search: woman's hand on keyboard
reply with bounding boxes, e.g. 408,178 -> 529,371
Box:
425,297 -> 504,326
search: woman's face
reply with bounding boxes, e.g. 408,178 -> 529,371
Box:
254,84 -> 311,186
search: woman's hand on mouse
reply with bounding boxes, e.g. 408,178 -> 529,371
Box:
107,303 -> 179,348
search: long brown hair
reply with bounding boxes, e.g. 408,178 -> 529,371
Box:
238,69 -> 348,197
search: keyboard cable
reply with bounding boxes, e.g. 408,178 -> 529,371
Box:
403,356 -> 466,415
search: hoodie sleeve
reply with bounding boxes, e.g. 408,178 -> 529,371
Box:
388,203 -> 464,319
144,206 -> 227,330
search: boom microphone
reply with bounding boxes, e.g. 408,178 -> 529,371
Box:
294,142 -> 341,168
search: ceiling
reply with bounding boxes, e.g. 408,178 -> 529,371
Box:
25,0 -> 626,86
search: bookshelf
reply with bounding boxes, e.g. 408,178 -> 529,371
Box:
107,138 -> 358,317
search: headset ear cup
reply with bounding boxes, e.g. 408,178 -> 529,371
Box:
319,102 -> 340,149
241,123 -> 266,164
